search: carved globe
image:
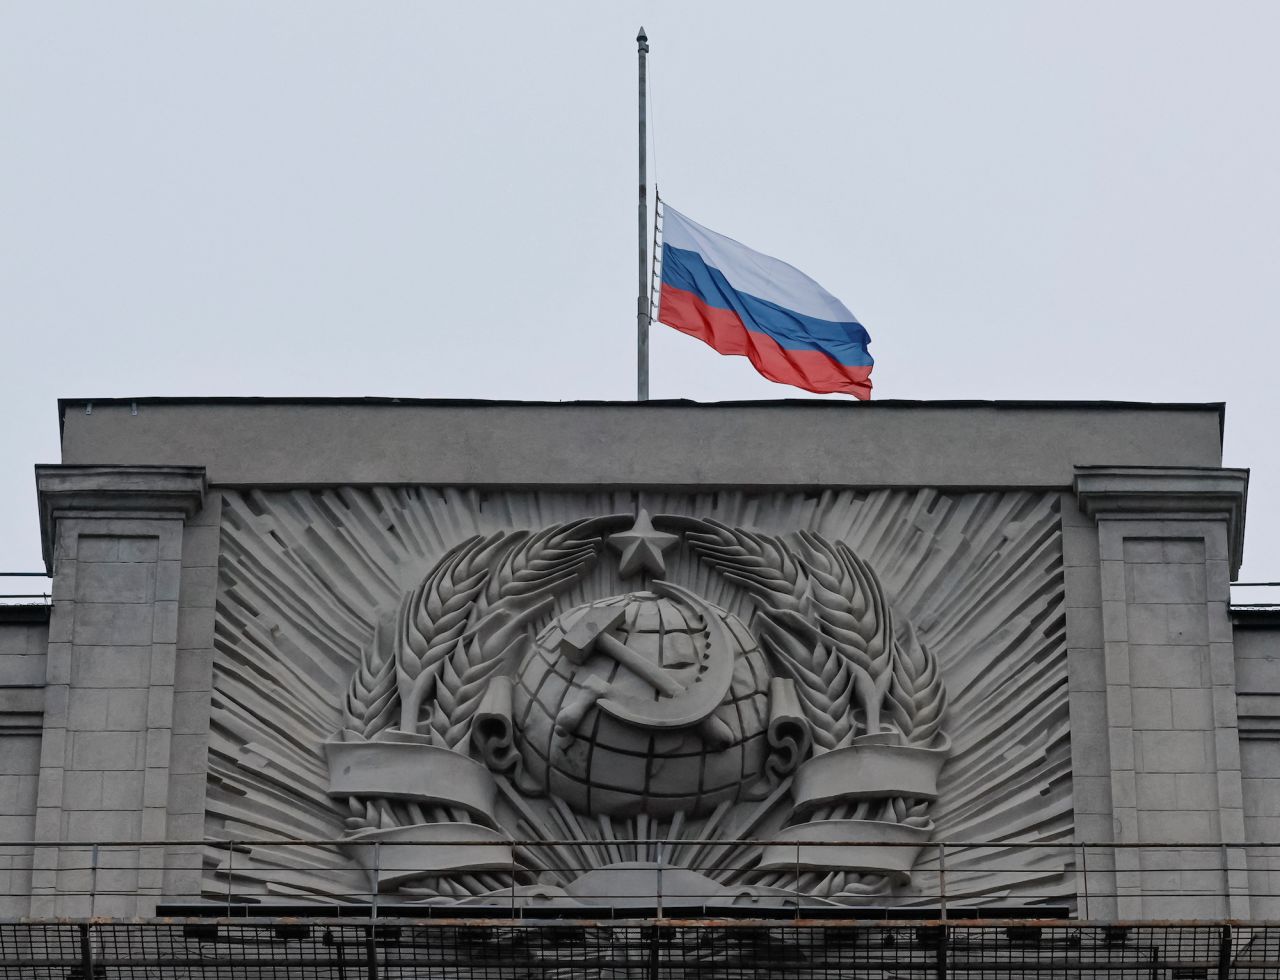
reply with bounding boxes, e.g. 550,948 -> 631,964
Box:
512,591 -> 772,818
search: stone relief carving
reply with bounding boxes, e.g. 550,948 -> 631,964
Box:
207,489 -> 1070,908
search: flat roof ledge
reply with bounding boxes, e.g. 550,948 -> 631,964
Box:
55,398 -> 1226,491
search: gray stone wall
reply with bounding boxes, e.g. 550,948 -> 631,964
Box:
0,735 -> 40,917
0,611 -> 47,916
1060,493 -> 1114,916
0,614 -> 47,690
4,404 -> 1258,920
28,465 -> 205,916
1234,613 -> 1280,916
161,494 -> 220,903
1075,466 -> 1249,919
57,400 -> 1224,489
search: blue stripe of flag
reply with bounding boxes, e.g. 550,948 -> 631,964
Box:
661,244 -> 874,368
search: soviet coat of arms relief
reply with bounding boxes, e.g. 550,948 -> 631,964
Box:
326,509 -> 950,906
208,488 -> 1071,909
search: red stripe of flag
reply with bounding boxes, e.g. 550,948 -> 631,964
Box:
659,283 -> 873,399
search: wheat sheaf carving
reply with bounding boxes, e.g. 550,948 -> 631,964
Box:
659,517 -> 946,752
341,611 -> 399,739
342,516 -> 627,748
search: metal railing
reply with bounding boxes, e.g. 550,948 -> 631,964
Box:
4,838 -> 1280,978
2,918 -> 1280,979
0,837 -> 1274,921
0,572 -> 50,605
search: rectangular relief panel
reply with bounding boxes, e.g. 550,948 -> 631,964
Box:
204,487 -> 1070,909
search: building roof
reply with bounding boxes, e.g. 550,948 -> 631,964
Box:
53,398 -> 1227,491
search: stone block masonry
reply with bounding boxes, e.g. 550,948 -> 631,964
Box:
0,401 -> 1258,919
1075,465 -> 1249,919
29,465 -> 204,917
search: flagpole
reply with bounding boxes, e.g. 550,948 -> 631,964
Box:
636,26 -> 650,401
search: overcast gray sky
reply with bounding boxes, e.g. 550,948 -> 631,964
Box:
2,2 -> 1277,592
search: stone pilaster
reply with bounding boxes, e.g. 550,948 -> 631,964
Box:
1075,465 -> 1249,919
30,465 -> 205,917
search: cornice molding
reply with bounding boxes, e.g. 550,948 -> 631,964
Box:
35,464 -> 207,570
1073,465 -> 1248,576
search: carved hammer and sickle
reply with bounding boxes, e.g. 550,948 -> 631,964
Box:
554,581 -> 735,745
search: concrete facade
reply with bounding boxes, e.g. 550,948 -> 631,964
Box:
1,398 -> 1276,919
0,607 -> 46,917
58,398 -> 1222,489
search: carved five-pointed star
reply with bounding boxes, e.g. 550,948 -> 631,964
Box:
608,508 -> 679,578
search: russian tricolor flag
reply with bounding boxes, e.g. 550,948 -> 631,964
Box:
657,206 -> 873,398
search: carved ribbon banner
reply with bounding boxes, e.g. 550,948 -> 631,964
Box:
757,820 -> 935,883
790,734 -> 951,810
343,824 -> 513,891
758,678 -> 812,796
324,735 -> 501,824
